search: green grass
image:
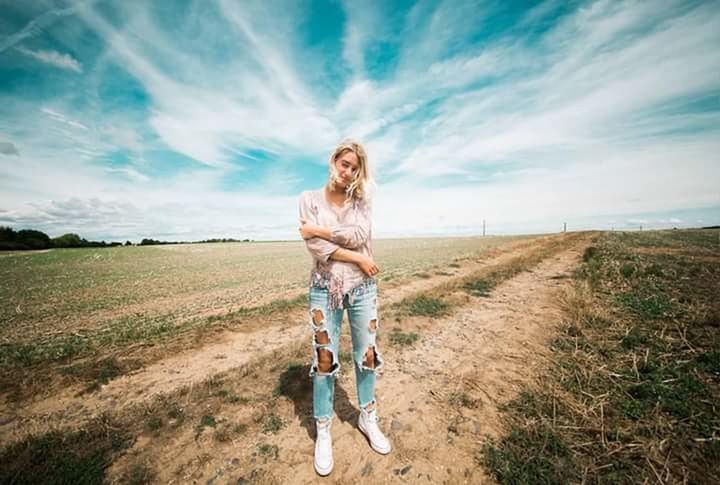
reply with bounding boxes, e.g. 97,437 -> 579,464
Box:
145,415 -> 163,432
482,229 -> 720,484
463,278 -> 494,297
194,414 -> 217,438
482,425 -> 577,484
397,295 -> 450,317
257,443 -> 279,460
339,350 -> 353,364
388,330 -> 420,346
262,413 -> 285,434
615,291 -> 674,319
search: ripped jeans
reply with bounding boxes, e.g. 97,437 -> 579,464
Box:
309,279 -> 383,420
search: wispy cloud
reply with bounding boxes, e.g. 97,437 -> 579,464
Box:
16,46 -> 82,72
41,107 -> 88,130
0,2 -> 93,53
0,0 -> 718,240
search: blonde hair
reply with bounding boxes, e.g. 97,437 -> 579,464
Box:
328,138 -> 374,201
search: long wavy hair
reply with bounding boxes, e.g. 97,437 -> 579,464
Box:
327,139 -> 375,201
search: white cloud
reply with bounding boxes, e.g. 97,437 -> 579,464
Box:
41,107 -> 89,130
16,46 -> 83,72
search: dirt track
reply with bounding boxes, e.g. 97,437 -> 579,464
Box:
1,233 -> 593,483
234,236 -> 589,484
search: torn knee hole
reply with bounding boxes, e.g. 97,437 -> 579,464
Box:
362,346 -> 376,368
368,318 -> 378,332
314,329 -> 330,345
316,348 -> 334,373
311,308 -> 325,326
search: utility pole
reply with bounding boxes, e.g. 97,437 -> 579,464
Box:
482,219 -> 486,236
563,222 -> 567,233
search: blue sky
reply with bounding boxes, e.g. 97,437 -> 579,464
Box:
0,0 -> 718,241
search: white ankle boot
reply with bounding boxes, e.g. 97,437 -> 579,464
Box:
358,406 -> 391,455
314,418 -> 334,476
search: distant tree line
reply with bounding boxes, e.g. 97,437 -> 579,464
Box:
0,226 -> 126,250
0,226 -> 252,251
138,237 -> 251,245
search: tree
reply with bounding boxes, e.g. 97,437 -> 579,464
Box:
52,233 -> 84,248
17,229 -> 51,249
0,226 -> 16,242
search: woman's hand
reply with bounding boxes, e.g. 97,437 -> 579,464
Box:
299,218 -> 318,240
356,254 -> 380,277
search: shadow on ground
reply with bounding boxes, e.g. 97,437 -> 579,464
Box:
277,364 -> 357,440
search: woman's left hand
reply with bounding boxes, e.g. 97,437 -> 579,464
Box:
299,218 -> 317,240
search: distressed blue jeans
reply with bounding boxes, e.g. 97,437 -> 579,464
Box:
309,280 -> 383,420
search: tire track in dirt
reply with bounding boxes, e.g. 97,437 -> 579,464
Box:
217,235 -> 591,484
0,236 -> 561,446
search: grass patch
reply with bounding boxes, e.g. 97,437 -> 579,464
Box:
448,391 -> 477,408
145,415 -> 163,432
397,295 -> 450,317
339,350 -> 353,364
388,331 -> 420,346
194,414 -> 217,438
482,229 -> 720,484
482,426 -> 577,484
615,291 -> 674,319
257,443 -> 279,460
167,404 -> 185,422
262,413 -> 285,434
463,278 -> 494,297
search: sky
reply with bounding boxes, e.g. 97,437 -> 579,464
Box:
0,0 -> 718,242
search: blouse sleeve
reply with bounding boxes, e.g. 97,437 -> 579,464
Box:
328,199 -> 371,249
299,191 -> 341,263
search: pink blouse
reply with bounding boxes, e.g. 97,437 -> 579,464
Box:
298,188 -> 375,309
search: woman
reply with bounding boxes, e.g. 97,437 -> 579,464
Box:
298,139 -> 391,476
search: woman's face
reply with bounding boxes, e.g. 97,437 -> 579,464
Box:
333,150 -> 360,188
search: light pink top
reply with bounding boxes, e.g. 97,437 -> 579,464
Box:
299,188 -> 374,309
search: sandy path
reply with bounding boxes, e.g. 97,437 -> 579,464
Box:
0,236 -> 557,445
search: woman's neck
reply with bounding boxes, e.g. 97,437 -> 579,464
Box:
325,183 -> 348,198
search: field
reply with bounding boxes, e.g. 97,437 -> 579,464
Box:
0,229 -> 717,483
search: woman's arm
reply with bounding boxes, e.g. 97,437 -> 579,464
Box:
298,192 -> 379,276
298,192 -> 342,263
329,247 -> 379,277
300,200 -> 372,249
